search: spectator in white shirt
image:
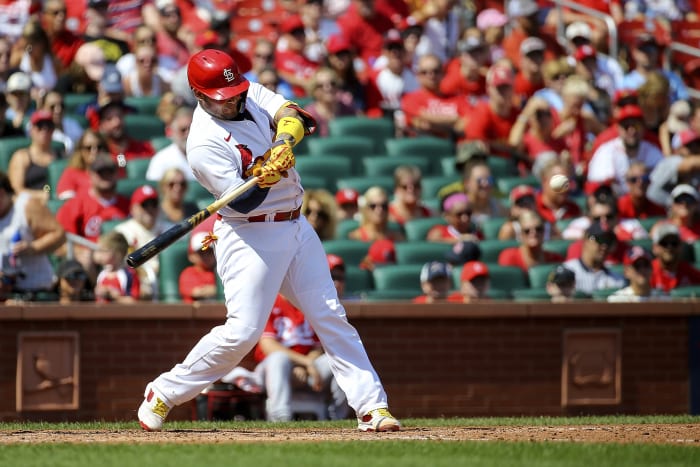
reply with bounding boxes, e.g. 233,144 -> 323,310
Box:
145,105 -> 194,182
608,245 -> 667,302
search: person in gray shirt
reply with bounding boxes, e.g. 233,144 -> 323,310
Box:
647,127 -> 700,207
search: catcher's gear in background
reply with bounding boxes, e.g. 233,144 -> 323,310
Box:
187,49 -> 250,112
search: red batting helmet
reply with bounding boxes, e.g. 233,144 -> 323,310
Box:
187,49 -> 250,101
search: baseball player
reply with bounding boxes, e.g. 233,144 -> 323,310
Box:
137,49 -> 400,432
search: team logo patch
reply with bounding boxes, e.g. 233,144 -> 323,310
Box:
223,68 -> 236,82
237,144 -> 254,171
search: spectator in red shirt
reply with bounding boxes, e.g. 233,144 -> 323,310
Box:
499,184 -> 560,241
616,161 -> 666,220
514,37 -> 545,99
426,192 -> 483,243
498,211 -> 565,273
179,230 -> 217,304
55,129 -> 108,200
535,158 -> 581,223
337,0 -> 395,69
413,261 -> 453,303
508,96 -> 566,167
399,53 -> 464,139
650,184 -> 700,243
461,62 -> 520,158
41,0 -> 84,73
502,0 -> 563,67
388,165 -> 433,226
275,15 -> 319,98
439,30 -> 488,104
650,223 -> 700,293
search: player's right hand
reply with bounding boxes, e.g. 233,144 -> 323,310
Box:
253,164 -> 283,188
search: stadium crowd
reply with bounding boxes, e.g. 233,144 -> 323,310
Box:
2,0 -> 700,305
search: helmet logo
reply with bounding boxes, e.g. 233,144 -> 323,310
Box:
223,68 -> 236,82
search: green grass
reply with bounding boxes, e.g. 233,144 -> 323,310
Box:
1,416 -> 699,467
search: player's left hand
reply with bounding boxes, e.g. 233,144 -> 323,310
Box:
267,140 -> 295,173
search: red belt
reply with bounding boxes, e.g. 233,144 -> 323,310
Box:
216,207 -> 301,223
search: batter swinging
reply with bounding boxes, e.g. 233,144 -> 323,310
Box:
137,49 -> 400,432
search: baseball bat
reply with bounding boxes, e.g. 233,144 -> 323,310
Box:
126,177 -> 259,268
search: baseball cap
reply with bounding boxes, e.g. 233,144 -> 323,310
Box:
335,188 -> 359,206
520,37 -> 545,56
280,15 -> 305,35
671,183 -> 699,202
442,192 -> 469,213
327,254 -> 345,271
565,21 -> 592,41
327,35 -> 352,54
458,36 -> 486,54
74,42 -> 106,81
616,105 -> 644,122
671,129 -> 700,150
56,259 -> 88,280
584,180 -> 614,197
189,230 -> 208,254
585,220 -> 616,244
7,72 -> 31,93
455,141 -> 488,170
131,185 -> 159,208
30,110 -> 54,126
367,239 -> 396,265
547,264 -> 575,286
383,29 -> 403,47
574,44 -> 596,62
666,100 -> 691,135
509,184 -> 536,205
486,63 -> 514,87
89,153 -> 117,172
420,261 -> 452,282
612,89 -> 638,106
476,8 -> 508,29
87,0 -> 108,8
652,222 -> 681,244
623,245 -> 652,266
461,261 -> 489,282
445,240 -> 481,265
195,30 -> 219,48
507,0 -> 538,18
100,65 -> 124,93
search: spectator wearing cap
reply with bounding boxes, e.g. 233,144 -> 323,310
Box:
546,264 -> 576,302
323,34 -> 366,112
359,238 -> 396,271
336,0 -> 397,70
651,184 -> 700,243
587,104 -> 663,195
179,228 -> 217,304
114,184 -> 165,300
413,261 -> 453,303
439,29 -> 488,103
448,260 -> 490,303
54,259 -> 94,304
444,239 -> 482,267
97,99 -> 156,173
659,100 -> 691,156
335,188 -> 359,221
564,21 -> 624,89
649,222 -> 700,293
501,0 -> 564,67
498,211 -> 564,273
426,192 -> 483,243
477,8 -> 508,64
5,71 -> 33,131
302,188 -> 338,241
608,246 -> 668,302
41,0 -> 85,73
535,158 -> 582,224
7,110 -> 60,201
304,67 -> 358,137
562,221 -> 626,294
81,64 -> 130,129
399,53 -> 465,139
620,33 -> 688,103
388,165 -> 433,226
514,36 -> 546,99
499,184 -> 559,241
327,253 -> 347,299
461,63 -> 520,159
274,15 -> 320,98
648,129 -> 700,207
365,29 -> 419,119
616,161 -> 666,220
348,185 -> 405,243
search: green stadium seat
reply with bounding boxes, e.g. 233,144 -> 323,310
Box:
0,137 -> 30,172
336,176 -> 394,195
362,156 -> 433,177
158,239 -> 191,302
372,264 -> 423,292
124,114 -> 166,141
363,289 -> 418,301
184,180 -> 213,204
638,217 -> 664,232
394,241 -> 453,265
322,239 -> 370,267
512,287 -> 552,301
556,218 -> 575,232
295,156 -> 354,191
116,178 -> 158,199
424,197 -> 441,213
150,136 -> 172,151
100,218 -> 123,234
496,175 -> 540,196
440,155 -> 458,176
46,198 -> 65,214
47,159 -> 69,199
64,93 -> 96,114
591,288 -> 621,301
422,175 -> 460,199
479,239 -> 519,263
345,265 -> 374,294
335,219 -> 359,239
328,116 -> 394,153
384,136 -> 454,158
451,263 -> 527,294
125,95 -> 161,115
486,288 -> 510,300
125,158 -> 152,180
487,156 -> 517,179
403,217 -> 445,241
307,136 -> 374,158
670,285 -> 700,298
481,217 -> 507,240
528,264 -> 557,288
543,238 -> 573,257
299,175 -> 330,191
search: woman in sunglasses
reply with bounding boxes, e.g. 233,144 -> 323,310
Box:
651,183 -> 700,244
348,186 -> 405,243
498,210 -> 564,273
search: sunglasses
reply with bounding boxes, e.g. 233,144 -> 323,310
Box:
46,8 -> 66,15
659,238 -> 681,249
523,226 -> 545,235
476,176 -> 494,186
589,234 -> 615,246
632,259 -> 652,270
592,214 -> 615,222
63,272 -> 87,281
141,199 -> 159,209
255,53 -> 273,60
168,181 -> 187,188
82,144 -> 104,152
400,182 -> 421,190
450,209 -> 472,217
514,196 -> 535,207
368,202 -> 389,210
626,175 -> 650,184
35,122 -> 55,131
96,168 -> 116,177
418,68 -> 441,75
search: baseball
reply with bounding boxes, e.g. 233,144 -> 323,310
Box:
549,174 -> 570,193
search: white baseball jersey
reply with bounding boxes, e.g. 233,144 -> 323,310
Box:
186,82 -> 303,219
587,138 -> 663,194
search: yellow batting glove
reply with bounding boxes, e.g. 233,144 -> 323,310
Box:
268,140 -> 295,173
253,164 -> 282,188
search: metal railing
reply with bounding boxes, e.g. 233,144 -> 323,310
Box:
65,232 -> 98,259
550,0 -> 618,60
